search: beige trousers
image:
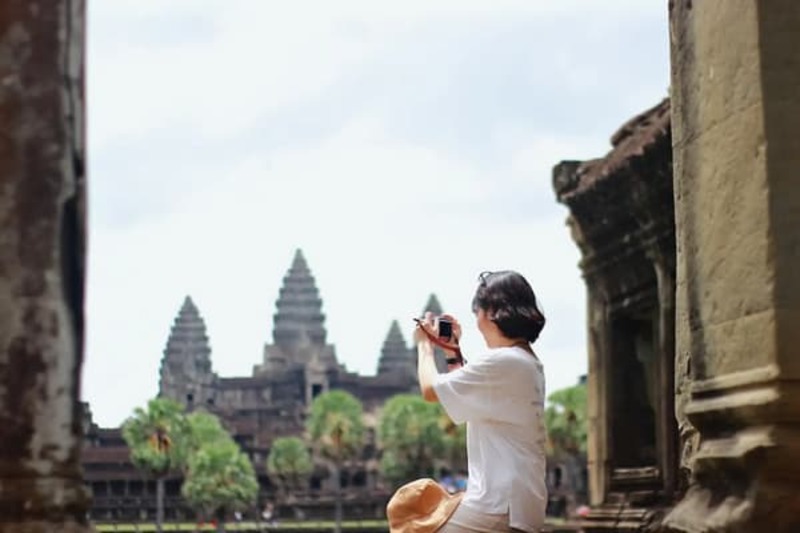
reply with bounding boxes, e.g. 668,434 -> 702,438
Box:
437,502 -> 531,533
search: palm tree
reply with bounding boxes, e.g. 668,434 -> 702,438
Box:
306,390 -> 365,533
122,398 -> 188,533
182,411 -> 229,458
377,394 -> 447,484
267,436 -> 313,496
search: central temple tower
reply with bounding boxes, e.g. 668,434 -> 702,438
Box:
254,249 -> 340,376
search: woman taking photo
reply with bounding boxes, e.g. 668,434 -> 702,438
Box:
415,270 -> 547,533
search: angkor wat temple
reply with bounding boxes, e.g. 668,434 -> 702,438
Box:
6,4 -> 800,532
80,249 -> 448,521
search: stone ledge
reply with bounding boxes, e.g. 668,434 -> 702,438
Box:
686,378 -> 800,428
581,500 -> 664,532
691,364 -> 780,395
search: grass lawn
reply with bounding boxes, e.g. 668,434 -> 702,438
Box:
94,520 -> 389,532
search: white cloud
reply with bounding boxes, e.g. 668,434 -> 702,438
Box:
89,0 -> 665,148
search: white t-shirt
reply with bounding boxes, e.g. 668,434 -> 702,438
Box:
433,346 -> 547,533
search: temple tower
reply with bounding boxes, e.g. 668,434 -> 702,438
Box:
421,293 -> 443,317
273,249 -> 327,347
158,296 -> 217,409
256,249 -> 339,375
376,320 -> 414,378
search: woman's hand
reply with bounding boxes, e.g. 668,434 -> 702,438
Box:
414,312 -> 461,355
413,311 -> 436,346
415,312 -> 465,400
414,312 -> 462,345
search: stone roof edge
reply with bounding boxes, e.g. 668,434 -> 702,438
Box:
553,97 -> 671,201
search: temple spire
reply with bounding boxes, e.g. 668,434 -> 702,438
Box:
421,293 -> 443,316
377,320 -> 414,377
272,249 -> 327,347
292,248 -> 308,271
159,296 -> 216,407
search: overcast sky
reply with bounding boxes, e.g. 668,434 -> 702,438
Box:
83,0 -> 670,427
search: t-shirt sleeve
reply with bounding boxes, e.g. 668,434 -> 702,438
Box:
432,357 -> 505,425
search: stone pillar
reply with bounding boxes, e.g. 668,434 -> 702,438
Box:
652,253 -> 677,499
0,2 -> 89,533
585,288 -> 610,506
665,0 -> 800,530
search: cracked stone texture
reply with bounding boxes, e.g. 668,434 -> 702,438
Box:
0,1 -> 90,532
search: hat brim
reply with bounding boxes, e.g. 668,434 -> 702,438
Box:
389,492 -> 464,533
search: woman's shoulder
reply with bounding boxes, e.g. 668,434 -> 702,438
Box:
483,346 -> 542,370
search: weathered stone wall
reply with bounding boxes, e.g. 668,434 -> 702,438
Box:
0,1 -> 89,532
665,0 -> 800,531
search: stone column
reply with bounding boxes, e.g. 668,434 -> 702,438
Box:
0,2 -> 89,533
652,251 -> 677,499
665,0 -> 800,530
585,287 -> 610,506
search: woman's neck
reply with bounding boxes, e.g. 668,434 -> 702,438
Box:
486,336 -> 532,353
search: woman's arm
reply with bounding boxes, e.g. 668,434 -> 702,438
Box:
417,339 -> 439,402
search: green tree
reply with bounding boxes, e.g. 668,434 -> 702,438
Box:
122,398 -> 189,533
377,394 -> 447,484
306,390 -> 365,533
182,411 -> 229,456
267,436 -> 313,496
545,382 -> 588,457
182,439 -> 259,533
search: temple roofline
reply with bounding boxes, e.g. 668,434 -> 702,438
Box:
553,97 -> 670,201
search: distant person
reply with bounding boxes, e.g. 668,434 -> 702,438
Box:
454,471 -> 467,493
439,472 -> 456,494
414,270 -> 547,533
293,506 -> 306,521
262,501 -> 276,526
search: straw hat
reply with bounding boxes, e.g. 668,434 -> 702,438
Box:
386,478 -> 464,533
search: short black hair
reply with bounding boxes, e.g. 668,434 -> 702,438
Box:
471,270 -> 545,343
